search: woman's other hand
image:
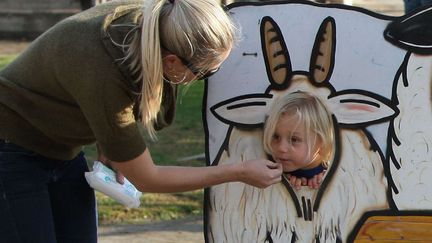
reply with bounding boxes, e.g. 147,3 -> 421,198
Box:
97,144 -> 125,184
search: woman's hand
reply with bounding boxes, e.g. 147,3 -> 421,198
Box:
239,159 -> 283,188
97,144 -> 125,184
100,159 -> 125,185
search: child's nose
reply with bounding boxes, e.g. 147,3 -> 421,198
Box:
277,140 -> 290,152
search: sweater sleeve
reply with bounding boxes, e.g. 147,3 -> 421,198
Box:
91,76 -> 147,162
70,70 -> 146,162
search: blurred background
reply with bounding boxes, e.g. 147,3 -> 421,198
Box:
0,0 -> 402,41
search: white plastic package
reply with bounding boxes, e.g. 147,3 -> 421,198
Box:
85,161 -> 142,208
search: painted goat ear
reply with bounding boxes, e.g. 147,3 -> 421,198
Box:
384,6 -> 432,54
260,16 -> 292,90
328,91 -> 398,127
210,94 -> 274,128
310,16 -> 336,84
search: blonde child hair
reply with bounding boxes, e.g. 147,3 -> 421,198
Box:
126,0 -> 236,138
263,91 -> 335,168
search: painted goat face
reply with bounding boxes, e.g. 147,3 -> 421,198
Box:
211,16 -> 397,142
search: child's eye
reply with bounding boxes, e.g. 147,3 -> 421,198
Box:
291,136 -> 302,143
272,134 -> 280,140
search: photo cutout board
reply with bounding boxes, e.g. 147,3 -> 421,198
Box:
203,1 -> 432,242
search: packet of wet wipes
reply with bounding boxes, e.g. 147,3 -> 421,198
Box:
85,161 -> 142,208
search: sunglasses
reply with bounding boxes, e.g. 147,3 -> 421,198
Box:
177,56 -> 220,80
161,43 -> 221,81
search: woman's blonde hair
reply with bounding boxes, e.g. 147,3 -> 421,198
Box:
263,91 -> 335,167
126,0 -> 235,139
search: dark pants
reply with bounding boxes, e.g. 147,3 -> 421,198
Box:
0,140 -> 97,243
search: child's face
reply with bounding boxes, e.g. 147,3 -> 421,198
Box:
270,113 -> 322,172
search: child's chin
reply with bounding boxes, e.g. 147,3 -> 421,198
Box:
282,166 -> 295,173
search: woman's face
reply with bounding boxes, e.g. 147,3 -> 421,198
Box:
270,113 -> 322,172
163,50 -> 231,85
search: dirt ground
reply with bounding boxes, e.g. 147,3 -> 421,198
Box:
98,216 -> 204,243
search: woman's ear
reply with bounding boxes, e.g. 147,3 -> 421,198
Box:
162,54 -> 179,71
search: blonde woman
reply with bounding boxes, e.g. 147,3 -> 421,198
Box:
263,91 -> 334,190
0,0 -> 282,242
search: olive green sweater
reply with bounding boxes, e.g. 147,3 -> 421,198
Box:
0,1 -> 177,161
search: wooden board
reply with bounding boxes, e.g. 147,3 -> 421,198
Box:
355,216 -> 432,242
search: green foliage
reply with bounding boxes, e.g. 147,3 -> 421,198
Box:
147,82 -> 206,167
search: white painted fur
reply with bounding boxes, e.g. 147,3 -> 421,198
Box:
390,55 -> 432,209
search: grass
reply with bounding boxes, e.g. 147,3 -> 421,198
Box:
145,85 -> 207,167
97,190 -> 204,225
0,55 -> 15,67
1,54 -> 206,225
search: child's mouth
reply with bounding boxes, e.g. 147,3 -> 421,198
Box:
277,157 -> 290,163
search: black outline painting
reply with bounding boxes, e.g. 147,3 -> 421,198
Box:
203,1 -> 432,242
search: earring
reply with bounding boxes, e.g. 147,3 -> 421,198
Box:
163,77 -> 182,85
